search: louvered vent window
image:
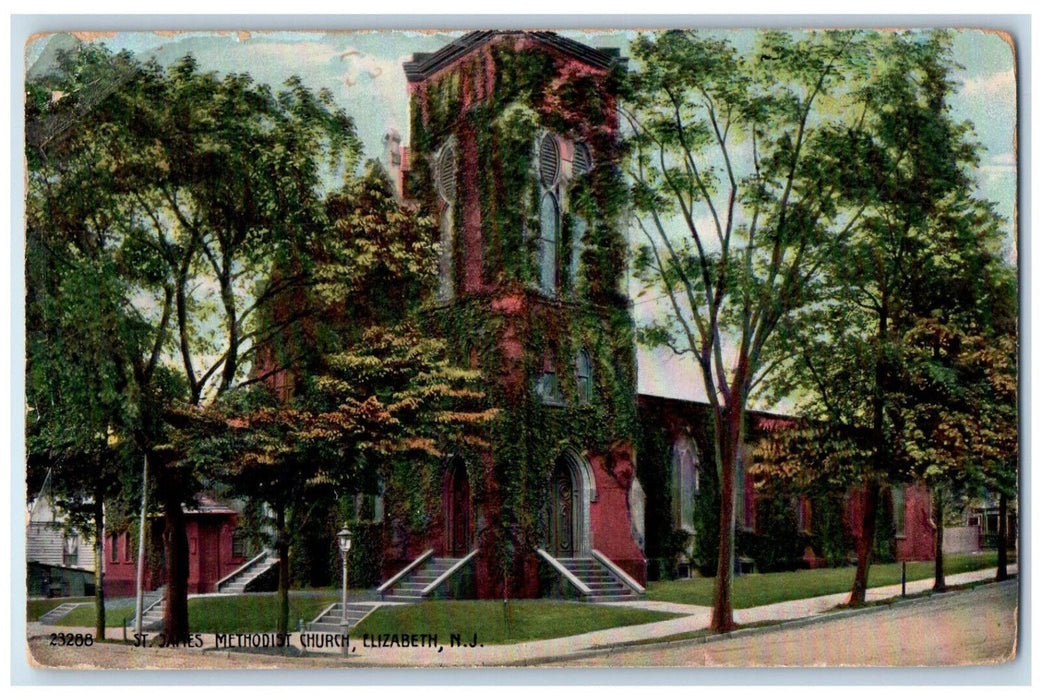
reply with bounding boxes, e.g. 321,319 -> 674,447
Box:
573,142 -> 592,177
436,143 -> 457,204
539,134 -> 561,189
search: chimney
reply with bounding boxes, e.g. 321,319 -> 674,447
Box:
383,129 -> 404,199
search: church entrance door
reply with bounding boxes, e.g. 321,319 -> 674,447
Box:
550,457 -> 578,558
447,459 -> 471,557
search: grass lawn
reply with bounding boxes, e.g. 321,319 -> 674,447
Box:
53,592 -> 341,632
188,592 -> 340,634
51,594 -> 678,644
647,552 -> 1010,608
351,600 -> 680,645
56,601 -> 136,627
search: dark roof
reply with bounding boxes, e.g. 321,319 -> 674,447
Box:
636,393 -> 798,425
184,494 -> 237,516
404,31 -> 623,83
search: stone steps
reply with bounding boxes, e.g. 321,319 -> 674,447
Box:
381,556 -> 466,601
217,552 -> 279,594
39,601 -> 82,624
127,587 -> 166,630
308,602 -> 379,632
554,557 -> 643,603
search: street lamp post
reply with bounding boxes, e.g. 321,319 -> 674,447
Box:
337,526 -> 352,626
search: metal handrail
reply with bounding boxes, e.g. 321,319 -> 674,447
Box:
420,549 -> 478,596
591,549 -> 646,594
128,591 -> 164,625
536,548 -> 593,596
215,550 -> 270,591
308,601 -> 339,628
377,548 -> 435,594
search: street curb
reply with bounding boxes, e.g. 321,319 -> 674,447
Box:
507,576 -> 1018,667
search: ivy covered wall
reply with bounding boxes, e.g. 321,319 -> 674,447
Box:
389,33 -> 642,596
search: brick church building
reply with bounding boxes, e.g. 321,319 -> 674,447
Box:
371,30 -> 938,602
378,31 -> 646,601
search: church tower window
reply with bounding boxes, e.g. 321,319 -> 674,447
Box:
538,193 -> 560,293
536,354 -> 564,405
537,134 -> 563,294
435,140 -> 457,302
576,349 -> 593,403
672,437 -> 699,534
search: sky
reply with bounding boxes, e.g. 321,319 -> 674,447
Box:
22,26 -> 1019,403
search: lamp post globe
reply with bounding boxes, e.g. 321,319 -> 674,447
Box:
338,526 -> 352,625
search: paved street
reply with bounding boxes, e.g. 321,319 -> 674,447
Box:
553,579 -> 1019,667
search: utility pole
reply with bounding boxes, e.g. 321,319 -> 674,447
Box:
134,454 -> 147,638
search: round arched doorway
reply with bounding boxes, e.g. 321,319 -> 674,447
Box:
547,450 -> 594,558
445,457 -> 472,556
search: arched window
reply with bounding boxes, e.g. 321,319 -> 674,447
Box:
575,349 -> 593,404
435,141 -> 457,301
536,354 -> 563,405
569,215 -> 586,290
672,437 -> 699,534
567,142 -> 591,290
437,207 -> 455,301
538,192 -> 559,293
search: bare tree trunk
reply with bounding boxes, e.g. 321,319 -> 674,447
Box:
711,404 -> 742,632
92,497 -> 106,641
996,490 -> 1009,581
848,479 -> 880,606
162,486 -> 191,644
933,486 -> 946,592
850,300 -> 888,607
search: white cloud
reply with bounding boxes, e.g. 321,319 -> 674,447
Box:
227,39 -> 342,68
978,151 -> 1017,173
959,68 -> 1016,103
333,48 -> 413,145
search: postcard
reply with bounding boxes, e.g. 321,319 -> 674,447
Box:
20,22 -> 1019,674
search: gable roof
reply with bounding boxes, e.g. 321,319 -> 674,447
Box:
403,30 -> 622,83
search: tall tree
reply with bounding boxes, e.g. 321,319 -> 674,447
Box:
755,32 -> 1014,603
192,168 -> 491,638
25,43 -> 360,642
897,241 -> 1017,589
27,59 -> 157,639
625,30 -> 878,630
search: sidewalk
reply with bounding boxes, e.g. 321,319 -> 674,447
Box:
27,564 -> 1016,668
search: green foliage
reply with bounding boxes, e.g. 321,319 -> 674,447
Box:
404,37 -> 638,590
806,491 -> 854,567
873,492 -> 896,563
743,493 -> 805,573
748,31 -> 1015,601
345,521 -> 385,589
317,163 -> 439,331
26,41 -> 364,641
625,28 -> 893,627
